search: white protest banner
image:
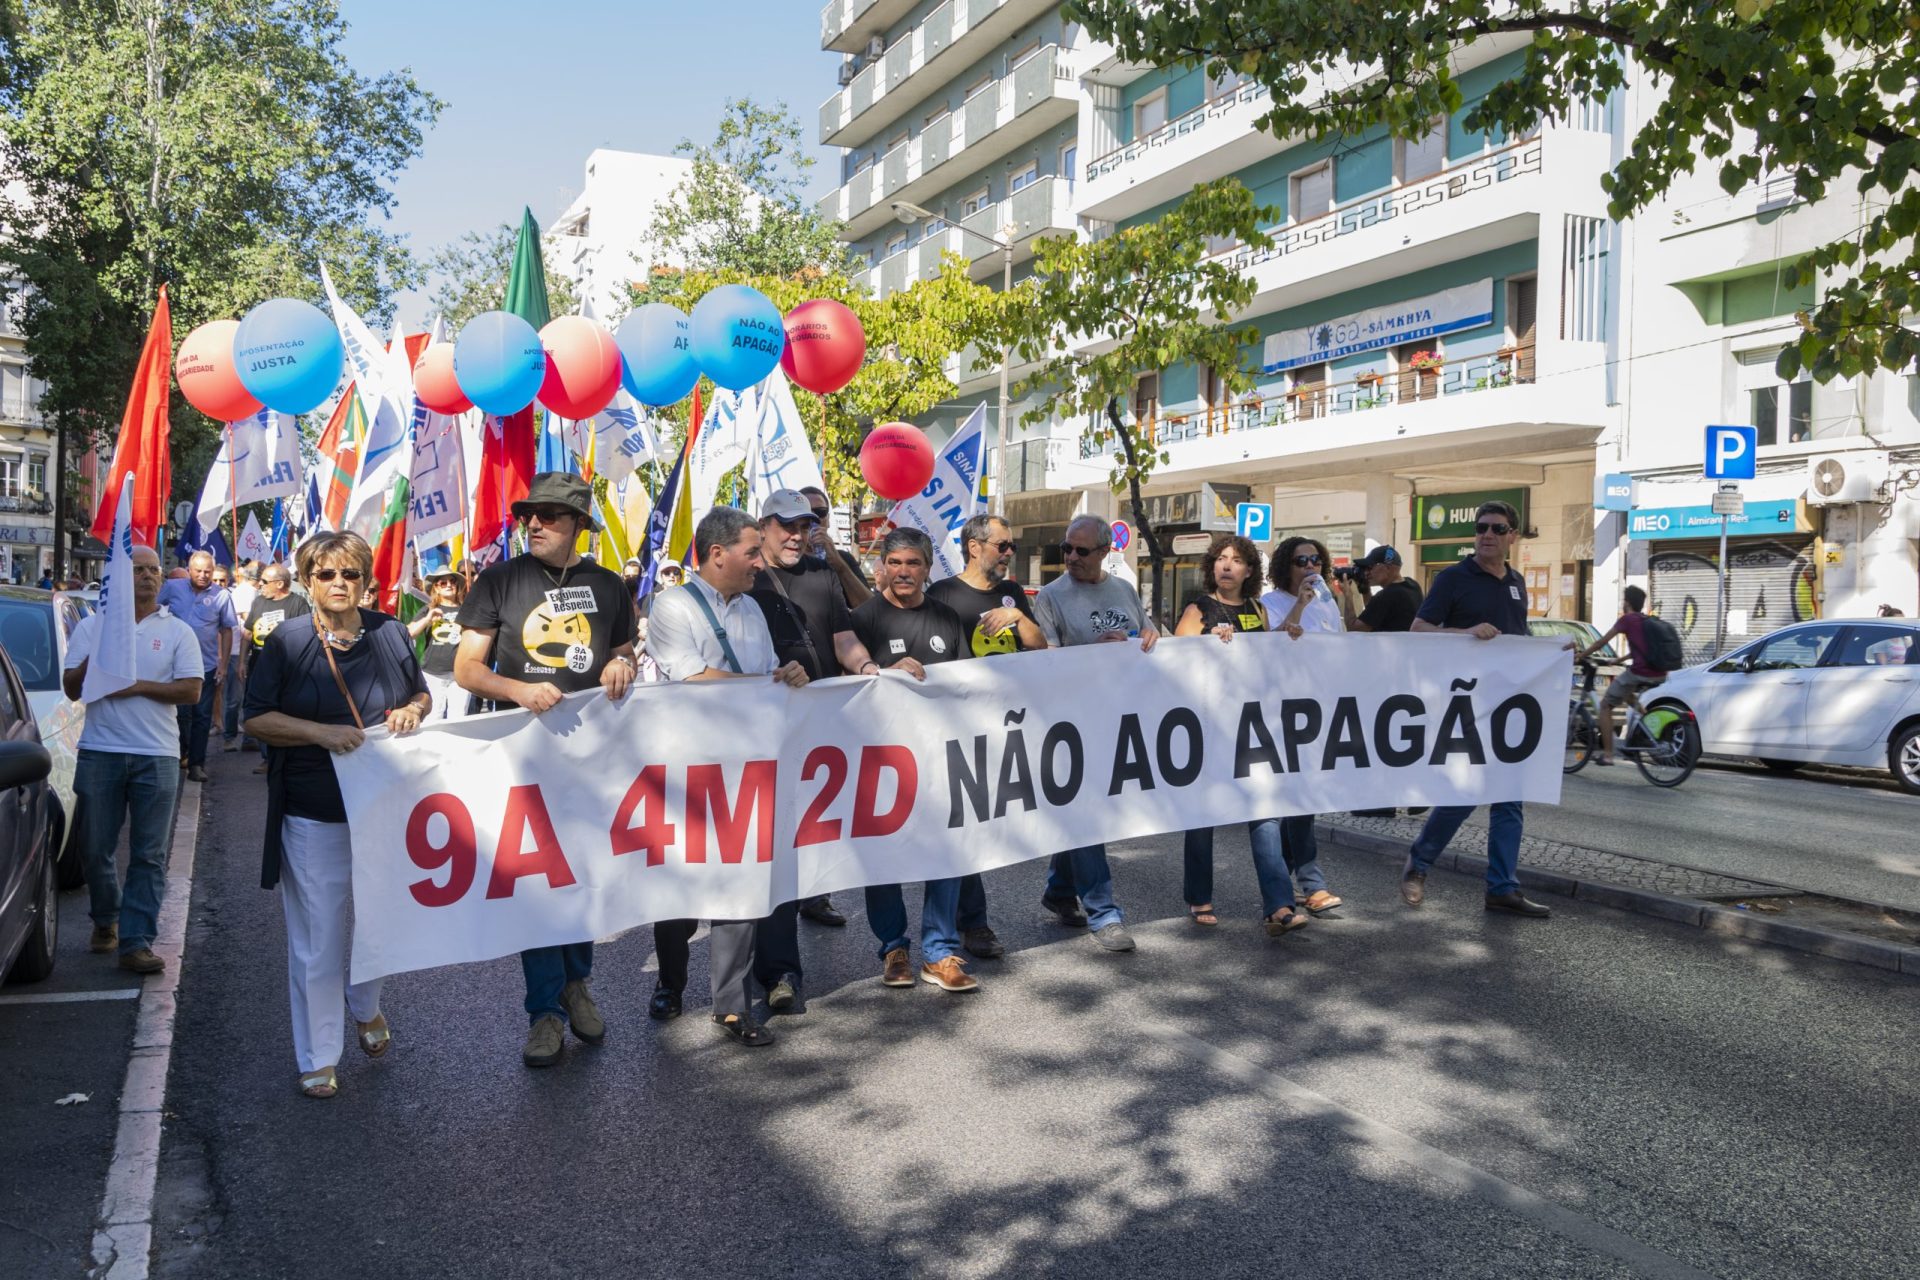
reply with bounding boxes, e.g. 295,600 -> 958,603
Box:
337,634 -> 1568,981
744,368 -> 826,508
886,405 -> 986,580
81,475 -> 139,703
193,408 -> 304,532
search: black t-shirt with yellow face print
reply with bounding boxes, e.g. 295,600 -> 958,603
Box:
456,554 -> 636,692
244,592 -> 311,652
927,575 -> 1038,658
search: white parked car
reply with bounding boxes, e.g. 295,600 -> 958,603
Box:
0,588 -> 88,886
1646,617 -> 1920,793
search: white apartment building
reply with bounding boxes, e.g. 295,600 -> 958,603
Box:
817,2 -> 1919,643
0,288 -> 57,583
548,149 -> 697,320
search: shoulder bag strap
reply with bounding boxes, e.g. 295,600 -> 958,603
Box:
313,614 -> 365,730
758,569 -> 825,675
682,583 -> 744,675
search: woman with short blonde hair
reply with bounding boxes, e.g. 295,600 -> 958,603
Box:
244,531 -> 430,1098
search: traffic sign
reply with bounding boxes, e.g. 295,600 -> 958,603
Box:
1704,424 -> 1758,480
1235,502 -> 1272,542
1711,481 -> 1744,516
1110,520 -> 1131,552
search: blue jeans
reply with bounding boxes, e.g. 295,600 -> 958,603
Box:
957,873 -> 988,932
1045,845 -> 1123,930
74,750 -> 179,953
865,878 -> 962,963
522,942 -> 593,1023
221,662 -> 245,742
1279,815 -> 1330,900
1408,802 -> 1523,896
1183,820 -> 1301,920
175,667 -> 218,766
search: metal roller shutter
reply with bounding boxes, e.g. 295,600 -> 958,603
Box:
1646,537 -> 1817,666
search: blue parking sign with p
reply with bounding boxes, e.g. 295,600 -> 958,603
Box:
1704,424 -> 1757,480
1235,502 -> 1272,542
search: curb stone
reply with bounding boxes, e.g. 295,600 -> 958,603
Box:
1318,821 -> 1920,980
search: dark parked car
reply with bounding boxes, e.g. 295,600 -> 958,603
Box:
0,640 -> 57,984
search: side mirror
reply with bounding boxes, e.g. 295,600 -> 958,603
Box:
0,739 -> 51,790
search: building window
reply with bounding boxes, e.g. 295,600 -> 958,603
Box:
1739,348 -> 1812,445
0,457 -> 19,499
923,216 -> 948,235
1290,363 -> 1328,420
961,187 -> 990,217
1395,341 -> 1443,402
1398,116 -> 1447,182
1291,161 -> 1333,222
1060,142 -> 1077,187
886,130 -> 908,155
25,456 -> 44,498
1008,40 -> 1040,72
1010,161 -> 1039,193
964,75 -> 994,102
852,153 -> 874,175
1133,90 -> 1167,138
1132,372 -> 1159,427
1507,276 -> 1538,382
884,231 -> 908,258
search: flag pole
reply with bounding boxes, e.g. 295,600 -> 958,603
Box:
226,421 -> 239,565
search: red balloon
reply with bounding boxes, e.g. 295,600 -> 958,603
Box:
859,422 -> 936,501
780,298 -> 866,395
413,342 -> 471,414
175,319 -> 263,422
537,316 -> 622,420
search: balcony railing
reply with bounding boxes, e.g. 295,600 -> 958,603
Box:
820,0 -> 1045,144
0,493 -> 53,514
1203,137 -> 1544,277
1079,344 -> 1538,459
1085,78 -> 1274,183
868,175 -> 1075,296
820,0 -> 880,48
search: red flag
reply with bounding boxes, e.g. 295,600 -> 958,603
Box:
470,407 -> 536,553
91,286 -> 173,547
313,388 -> 362,531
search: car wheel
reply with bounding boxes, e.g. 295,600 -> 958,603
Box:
1759,759 -> 1804,774
1891,725 -> 1920,797
7,847 -> 57,983
52,806 -> 83,891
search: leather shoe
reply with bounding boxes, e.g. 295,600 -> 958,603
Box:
648,986 -> 682,1020
1040,894 -> 1088,928
1486,891 -> 1551,918
798,895 -> 846,927
1400,861 -> 1426,907
962,926 -> 1005,959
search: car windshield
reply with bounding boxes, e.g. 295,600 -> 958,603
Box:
1530,619 -> 1620,663
0,598 -> 58,691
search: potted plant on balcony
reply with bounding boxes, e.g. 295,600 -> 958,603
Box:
1407,349 -> 1443,374
1353,369 -> 1386,409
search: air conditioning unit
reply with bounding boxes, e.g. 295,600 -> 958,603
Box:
1806,450 -> 1888,505
865,35 -> 886,59
837,61 -> 857,87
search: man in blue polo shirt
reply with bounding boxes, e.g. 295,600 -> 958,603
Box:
1402,499 -> 1553,918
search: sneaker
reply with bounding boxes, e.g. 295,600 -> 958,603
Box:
253,761 -> 269,775
962,926 -> 1005,960
119,948 -> 165,975
221,739 -> 240,754
766,976 -> 799,1013
880,947 -> 914,987
1091,923 -> 1135,952
89,924 -> 118,954
186,765 -> 208,783
522,1014 -> 565,1068
560,979 -> 605,1044
1040,894 -> 1088,928
920,956 -> 979,992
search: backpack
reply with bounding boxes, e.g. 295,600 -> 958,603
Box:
1639,614 -> 1685,673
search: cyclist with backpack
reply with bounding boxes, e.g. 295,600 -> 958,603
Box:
1580,585 -> 1684,765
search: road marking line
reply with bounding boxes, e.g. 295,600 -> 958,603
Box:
89,782 -> 201,1280
0,988 -> 142,1005
1147,1024 -> 1719,1280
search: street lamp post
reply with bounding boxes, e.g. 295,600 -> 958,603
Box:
891,200 -> 1012,517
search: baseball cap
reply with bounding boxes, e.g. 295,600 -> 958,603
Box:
1354,545 -> 1402,571
658,559 -> 683,576
759,489 -> 816,522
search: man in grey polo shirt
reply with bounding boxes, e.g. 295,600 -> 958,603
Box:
643,506 -> 809,1048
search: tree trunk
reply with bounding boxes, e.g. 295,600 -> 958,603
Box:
1106,396 -> 1165,623
51,410 -> 67,581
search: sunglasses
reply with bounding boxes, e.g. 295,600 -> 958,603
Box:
1062,543 -> 1109,558
976,539 -> 1018,554
521,506 -> 576,524
1475,521 -> 1513,535
311,568 -> 364,583
1293,554 -> 1322,566
773,515 -> 819,530
808,507 -> 830,520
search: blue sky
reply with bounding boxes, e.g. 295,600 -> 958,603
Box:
336,1 -> 839,313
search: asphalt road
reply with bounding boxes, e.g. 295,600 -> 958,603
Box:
1542,757 -> 1920,909
20,751 -> 1891,1280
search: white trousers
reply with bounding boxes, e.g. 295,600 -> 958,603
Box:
281,816 -> 384,1073
423,671 -> 470,721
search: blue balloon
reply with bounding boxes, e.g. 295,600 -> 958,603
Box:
690,284 -> 785,391
233,298 -> 343,416
454,311 -> 546,416
615,303 -> 700,406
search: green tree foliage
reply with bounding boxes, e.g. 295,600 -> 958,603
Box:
993,181 -> 1271,611
645,98 -> 854,286
1069,0 -> 1920,382
0,0 -> 442,512
630,259 -> 1005,505
426,223 -> 578,330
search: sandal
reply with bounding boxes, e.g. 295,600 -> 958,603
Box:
298,1066 -> 338,1099
357,1013 -> 392,1058
1303,891 -> 1343,914
1263,908 -> 1310,937
1187,904 -> 1219,927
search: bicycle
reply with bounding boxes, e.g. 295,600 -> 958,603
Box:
1565,662 -> 1698,787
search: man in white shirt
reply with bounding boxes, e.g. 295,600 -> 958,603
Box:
643,507 -> 808,1048
61,544 -> 204,974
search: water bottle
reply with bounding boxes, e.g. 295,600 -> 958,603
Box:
1307,572 -> 1334,606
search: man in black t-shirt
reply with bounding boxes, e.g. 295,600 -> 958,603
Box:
239,564 -> 310,770
745,489 -> 885,1003
453,473 -> 638,1070
848,527 -> 985,994
928,512 -> 1045,658
1342,545 -> 1423,633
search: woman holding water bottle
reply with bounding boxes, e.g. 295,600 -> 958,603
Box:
1255,536 -> 1346,915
